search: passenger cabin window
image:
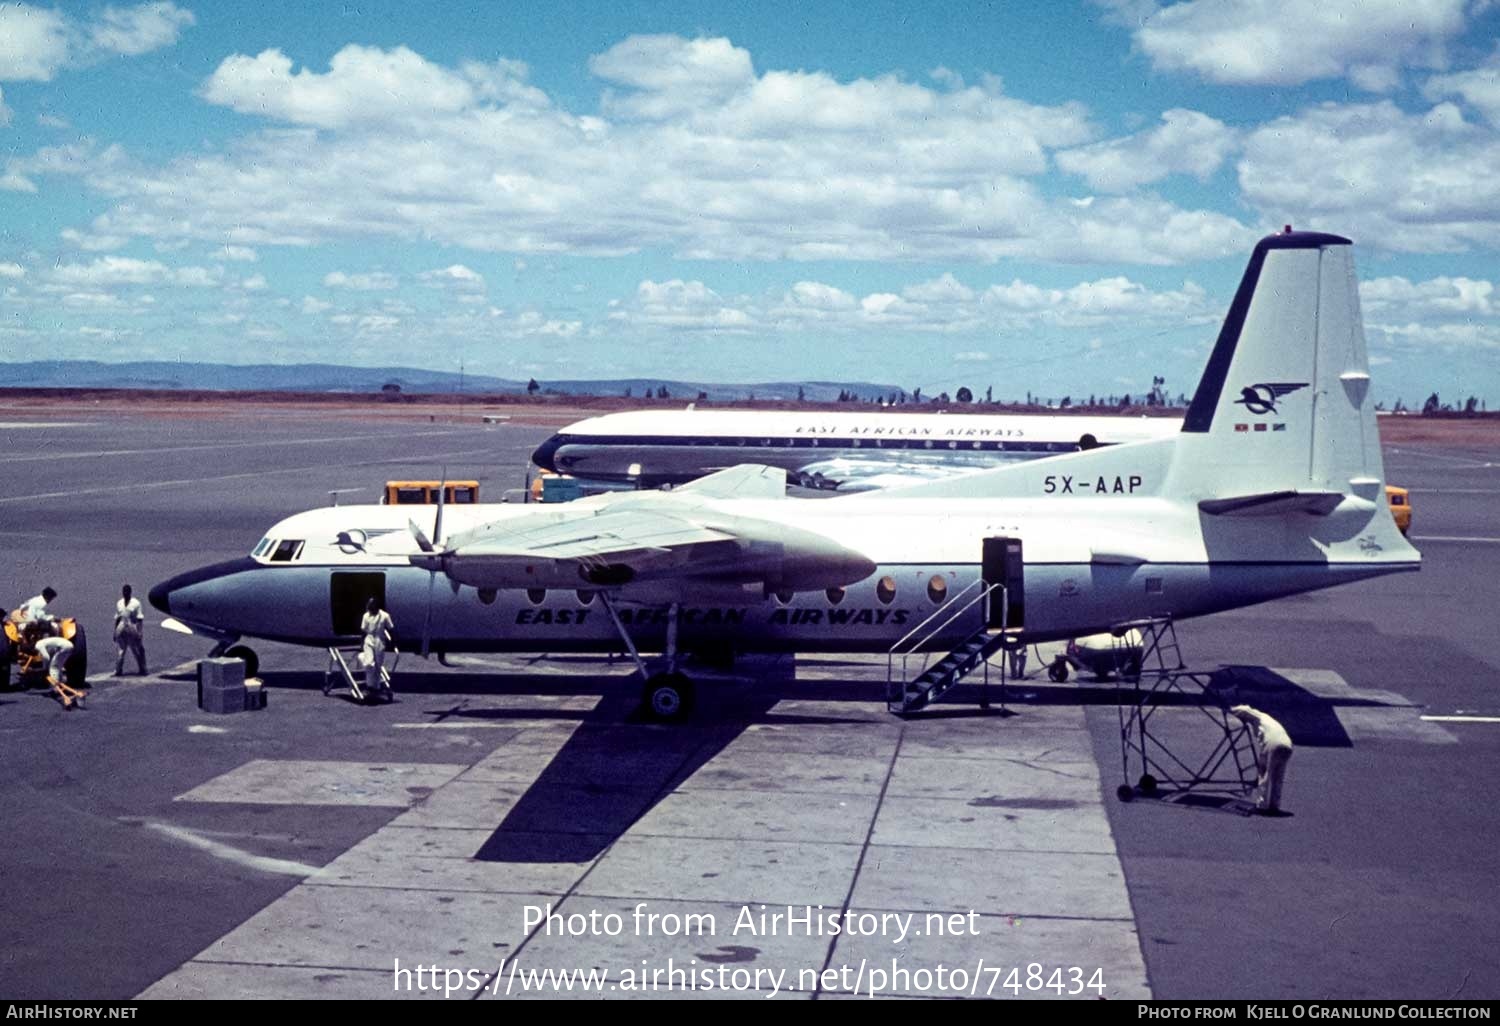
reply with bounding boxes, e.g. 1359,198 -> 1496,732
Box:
876,576 -> 897,605
269,539 -> 305,562
926,574 -> 948,604
526,588 -> 547,605
826,587 -> 845,605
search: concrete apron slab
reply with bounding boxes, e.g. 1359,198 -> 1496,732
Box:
140,695 -> 1151,1000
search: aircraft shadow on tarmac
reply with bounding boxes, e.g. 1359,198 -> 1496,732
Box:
238,659 -> 1393,860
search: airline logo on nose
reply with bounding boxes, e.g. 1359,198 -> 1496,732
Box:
1235,382 -> 1308,415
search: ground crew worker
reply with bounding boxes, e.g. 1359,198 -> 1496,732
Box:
34,631 -> 81,708
358,597 -> 395,698
20,587 -> 58,626
114,584 -> 147,676
1230,705 -> 1293,813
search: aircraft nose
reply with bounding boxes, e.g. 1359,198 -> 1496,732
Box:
530,433 -> 563,471
148,579 -> 172,615
148,558 -> 259,618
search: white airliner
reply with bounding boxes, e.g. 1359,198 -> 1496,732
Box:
531,408 -> 1181,492
151,230 -> 1418,718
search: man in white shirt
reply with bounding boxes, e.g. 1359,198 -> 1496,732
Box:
34,632 -> 81,708
1230,705 -> 1294,813
20,587 -> 58,626
114,584 -> 147,676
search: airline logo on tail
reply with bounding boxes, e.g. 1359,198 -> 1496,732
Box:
1234,382 -> 1308,416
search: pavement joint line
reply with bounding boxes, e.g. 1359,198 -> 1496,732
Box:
1410,535 -> 1500,544
184,959 -> 391,973
813,722 -> 906,999
0,445 -> 499,504
468,732 -> 730,999
0,428 -> 479,466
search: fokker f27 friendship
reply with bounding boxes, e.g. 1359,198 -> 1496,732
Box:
151,230 -> 1419,718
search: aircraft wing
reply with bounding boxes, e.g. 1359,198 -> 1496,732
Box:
415,475 -> 873,592
439,508 -> 735,569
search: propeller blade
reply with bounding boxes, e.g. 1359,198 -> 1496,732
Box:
408,518 -> 435,553
432,466 -> 446,548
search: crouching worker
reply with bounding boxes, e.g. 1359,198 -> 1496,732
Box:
34,629 -> 84,709
1230,705 -> 1293,813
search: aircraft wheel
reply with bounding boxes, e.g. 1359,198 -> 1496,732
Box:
642,672 -> 694,723
1048,659 -> 1069,683
64,625 -> 88,689
1138,774 -> 1158,796
225,645 -> 259,679
1117,784 -> 1135,802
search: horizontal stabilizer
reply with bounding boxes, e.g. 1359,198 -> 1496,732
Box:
1198,490 -> 1345,517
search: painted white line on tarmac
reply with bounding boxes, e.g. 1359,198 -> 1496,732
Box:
1420,715 -> 1500,723
1410,535 -> 1500,545
391,721 -> 519,729
0,446 -> 497,503
145,822 -> 319,877
0,427 -> 480,465
1386,447 -> 1500,469
0,421 -> 92,428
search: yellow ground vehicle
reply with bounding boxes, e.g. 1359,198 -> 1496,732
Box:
1,615 -> 87,692
382,481 -> 479,505
1386,485 -> 1411,536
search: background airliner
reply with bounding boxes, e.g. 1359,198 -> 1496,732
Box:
530,408 -> 1181,491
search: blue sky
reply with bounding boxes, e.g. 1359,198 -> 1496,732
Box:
2,1 -> 1498,405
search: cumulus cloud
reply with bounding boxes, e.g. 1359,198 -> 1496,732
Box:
323,270 -> 398,291
200,45 -> 542,128
1362,275 -> 1495,317
418,264 -> 486,290
1423,52 -> 1500,127
591,35 -> 754,119
1237,100 -> 1500,251
11,36 -> 1250,268
1128,0 -> 1468,88
0,5 -> 71,81
48,255 -> 220,288
89,3 -> 195,57
0,262 -> 26,279
0,2 -> 191,82
610,270 -> 1214,337
214,245 -> 258,262
1056,109 -> 1237,192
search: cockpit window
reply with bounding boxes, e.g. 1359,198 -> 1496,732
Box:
252,537 -> 274,558
269,539 -> 305,562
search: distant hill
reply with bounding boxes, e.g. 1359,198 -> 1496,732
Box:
0,361 -> 900,403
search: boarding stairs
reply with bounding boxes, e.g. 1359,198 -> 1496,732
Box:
887,580 -> 1013,714
324,645 -> 393,703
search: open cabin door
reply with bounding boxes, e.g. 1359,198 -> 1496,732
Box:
982,537 -> 1023,630
331,572 -> 386,638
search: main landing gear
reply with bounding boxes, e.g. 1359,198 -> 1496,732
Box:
599,595 -> 696,723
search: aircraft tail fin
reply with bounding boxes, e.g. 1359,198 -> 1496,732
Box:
1166,229 -> 1386,502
